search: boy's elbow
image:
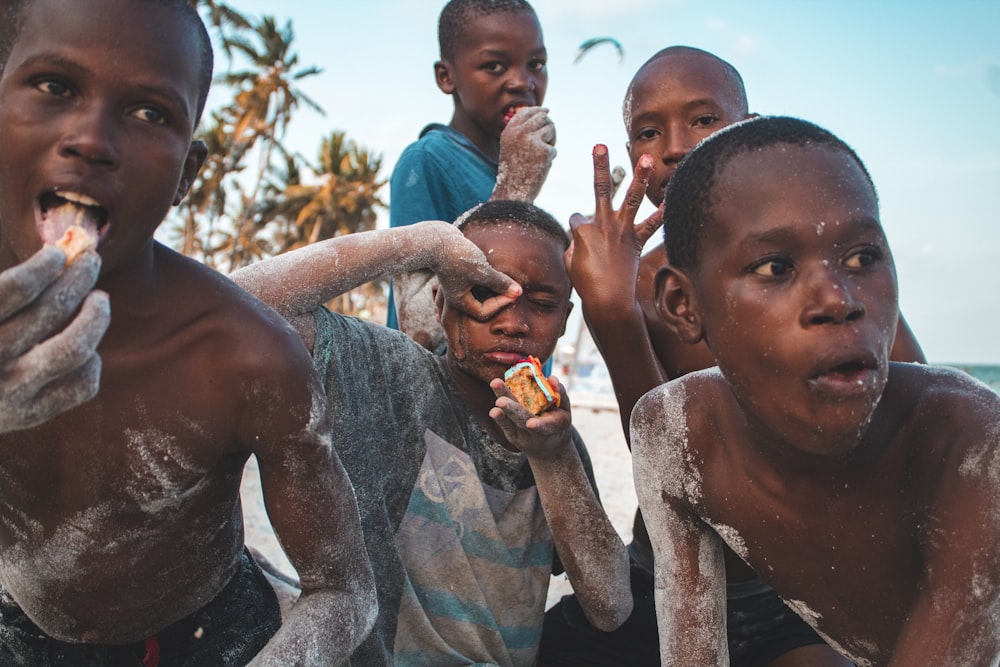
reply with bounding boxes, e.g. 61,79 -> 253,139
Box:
584,590 -> 634,632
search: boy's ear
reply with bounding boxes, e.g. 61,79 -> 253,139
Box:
558,300 -> 574,338
174,140 -> 208,206
432,283 -> 444,322
655,265 -> 704,345
434,60 -> 456,95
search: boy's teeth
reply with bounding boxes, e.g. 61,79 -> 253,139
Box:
57,191 -> 99,207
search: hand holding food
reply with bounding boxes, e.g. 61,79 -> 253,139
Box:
494,106 -> 557,202
504,356 -> 560,415
0,246 -> 109,433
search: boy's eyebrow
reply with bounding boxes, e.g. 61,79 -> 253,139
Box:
14,52 -> 195,122
477,46 -> 547,59
741,217 -> 884,246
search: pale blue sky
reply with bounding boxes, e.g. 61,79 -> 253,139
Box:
221,0 -> 1000,365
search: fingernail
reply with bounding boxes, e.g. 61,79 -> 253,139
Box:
639,154 -> 653,168
593,144 -> 608,156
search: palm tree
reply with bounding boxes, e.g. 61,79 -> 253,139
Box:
217,15 -> 323,271
257,132 -> 387,316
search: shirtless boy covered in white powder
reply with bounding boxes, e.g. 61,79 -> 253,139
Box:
630,116 -> 1000,666
0,1 -> 374,664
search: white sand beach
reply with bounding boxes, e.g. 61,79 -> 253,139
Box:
241,395 -> 637,609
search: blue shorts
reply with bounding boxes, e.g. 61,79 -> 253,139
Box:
0,549 -> 280,667
538,542 -> 830,667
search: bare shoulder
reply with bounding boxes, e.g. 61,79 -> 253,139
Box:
631,368 -> 729,495
888,363 -> 1000,481
153,248 -> 321,447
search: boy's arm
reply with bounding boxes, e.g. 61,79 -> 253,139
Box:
489,378 -> 633,631
244,337 -> 376,665
0,248 -> 109,432
568,145 -> 666,440
631,384 -> 728,665
230,221 -> 520,349
887,396 -> 1000,665
493,106 -> 557,202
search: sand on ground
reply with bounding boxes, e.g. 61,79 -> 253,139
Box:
241,397 -> 638,609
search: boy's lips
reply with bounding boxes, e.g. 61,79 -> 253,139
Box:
36,190 -> 110,246
485,349 -> 531,367
805,350 -> 881,398
502,104 -> 528,124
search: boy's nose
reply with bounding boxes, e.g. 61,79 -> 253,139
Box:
800,267 -> 865,327
660,124 -> 693,164
504,69 -> 538,94
490,302 -> 530,336
58,105 -> 121,167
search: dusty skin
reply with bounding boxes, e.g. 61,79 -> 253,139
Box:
632,132 -> 1000,666
0,248 -> 109,433
0,0 -> 374,664
394,106 -> 557,352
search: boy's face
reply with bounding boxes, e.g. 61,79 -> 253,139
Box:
689,144 -> 898,453
625,53 -> 748,207
0,0 -> 206,271
439,223 -> 571,386
436,10 -> 547,148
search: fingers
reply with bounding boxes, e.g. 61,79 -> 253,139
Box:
635,203 -> 665,247
592,144 -> 614,217
19,290 -> 110,381
17,355 -> 102,430
0,251 -> 102,361
0,245 -> 67,320
620,154 -> 654,228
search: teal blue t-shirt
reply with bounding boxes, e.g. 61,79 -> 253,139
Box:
386,124 -> 498,330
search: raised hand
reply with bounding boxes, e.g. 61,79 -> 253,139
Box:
0,247 -> 110,433
566,145 -> 663,317
426,221 -> 522,321
494,106 -> 557,203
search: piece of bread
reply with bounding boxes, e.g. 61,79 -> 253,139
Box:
504,356 -> 560,415
55,224 -> 97,264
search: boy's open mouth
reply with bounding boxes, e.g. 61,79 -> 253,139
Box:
503,105 -> 525,124
807,356 -> 880,396
37,190 -> 110,247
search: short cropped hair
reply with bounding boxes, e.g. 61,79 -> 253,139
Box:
624,46 -> 749,121
457,200 -> 570,251
662,116 -> 877,271
438,0 -> 536,61
0,0 -> 214,125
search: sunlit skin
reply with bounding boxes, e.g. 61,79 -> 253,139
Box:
685,144 -> 897,456
626,50 -> 752,378
0,0 -> 373,659
635,139 -> 1000,666
435,9 -> 547,161
438,222 -> 571,449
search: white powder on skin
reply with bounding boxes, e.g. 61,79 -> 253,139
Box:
632,378 -> 728,663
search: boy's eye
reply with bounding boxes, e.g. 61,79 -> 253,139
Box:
635,128 -> 660,142
35,79 -> 71,97
482,62 -> 506,74
528,59 -> 546,72
844,247 -> 881,269
470,285 -> 498,302
693,114 -> 721,129
750,257 -> 794,277
130,106 -> 166,124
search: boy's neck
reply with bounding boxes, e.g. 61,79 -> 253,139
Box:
449,115 -> 500,163
442,353 -> 518,452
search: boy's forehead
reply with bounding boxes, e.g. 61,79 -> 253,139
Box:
710,143 -> 881,240
464,222 -> 569,285
455,9 -> 542,53
9,0 -> 202,100
630,53 -> 741,110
